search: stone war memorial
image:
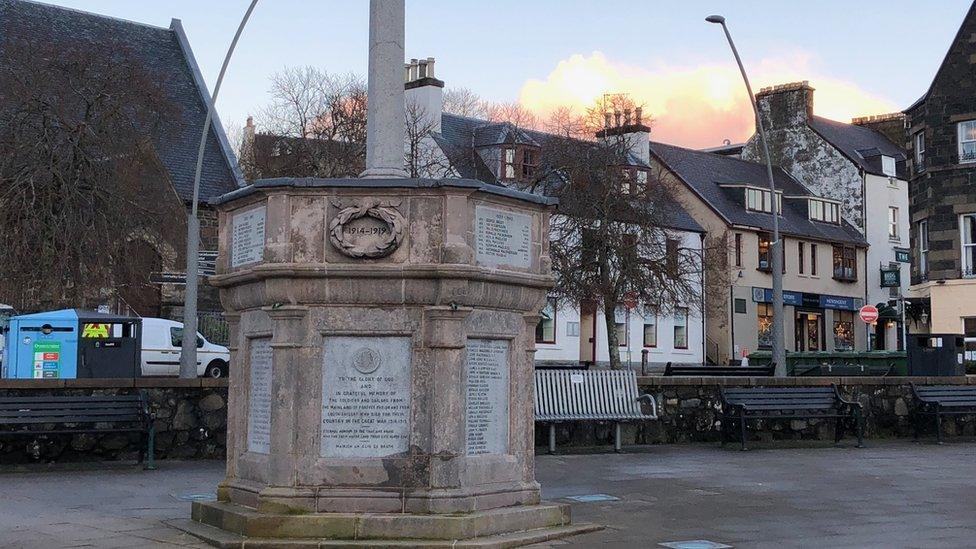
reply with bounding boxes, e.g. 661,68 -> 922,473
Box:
178,1 -> 597,546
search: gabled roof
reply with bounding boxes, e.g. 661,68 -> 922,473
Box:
649,142 -> 866,246
0,0 -> 244,202
905,1 -> 976,113
807,116 -> 907,178
438,113 -> 702,234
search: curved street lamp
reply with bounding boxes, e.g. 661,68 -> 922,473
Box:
180,0 -> 260,378
706,14 -> 786,375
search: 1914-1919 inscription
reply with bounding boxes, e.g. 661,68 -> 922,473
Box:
231,206 -> 266,268
321,336 -> 412,458
247,337 -> 273,454
465,339 -> 509,455
475,205 -> 531,269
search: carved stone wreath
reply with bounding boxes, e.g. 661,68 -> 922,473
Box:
329,200 -> 405,258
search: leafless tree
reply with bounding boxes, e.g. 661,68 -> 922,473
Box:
443,87 -> 488,119
514,97 -> 709,369
251,66 -> 367,179
404,102 -> 453,178
0,33 -> 185,312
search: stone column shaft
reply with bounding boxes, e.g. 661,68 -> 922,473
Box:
361,0 -> 407,178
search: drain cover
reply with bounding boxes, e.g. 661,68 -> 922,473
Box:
659,541 -> 732,549
564,494 -> 619,502
174,492 -> 217,502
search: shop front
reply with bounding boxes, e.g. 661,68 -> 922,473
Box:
748,287 -> 865,354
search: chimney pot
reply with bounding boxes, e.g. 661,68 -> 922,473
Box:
624,109 -> 632,125
604,113 -> 612,128
614,111 -> 621,127
426,57 -> 435,78
635,107 -> 642,125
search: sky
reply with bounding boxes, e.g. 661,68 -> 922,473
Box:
45,0 -> 973,149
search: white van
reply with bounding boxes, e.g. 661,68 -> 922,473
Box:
140,318 -> 230,378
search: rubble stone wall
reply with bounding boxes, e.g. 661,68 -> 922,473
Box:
536,376 -> 976,449
0,379 -> 228,465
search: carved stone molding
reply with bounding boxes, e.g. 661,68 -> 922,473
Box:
328,199 -> 405,258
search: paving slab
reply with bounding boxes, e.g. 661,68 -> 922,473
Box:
2,441 -> 976,548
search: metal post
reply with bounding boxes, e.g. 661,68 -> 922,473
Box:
707,15 -> 786,375
180,0 -> 260,378
901,297 -> 909,352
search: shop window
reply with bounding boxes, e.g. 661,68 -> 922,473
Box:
832,245 -> 857,281
833,310 -> 855,351
757,303 -> 773,349
535,298 -> 556,344
673,308 -> 689,349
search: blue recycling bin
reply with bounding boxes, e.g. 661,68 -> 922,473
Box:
5,309 -> 79,379
3,309 -> 142,379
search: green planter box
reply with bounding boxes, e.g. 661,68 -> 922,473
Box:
747,350 -> 908,376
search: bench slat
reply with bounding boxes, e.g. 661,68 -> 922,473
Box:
0,415 -> 145,425
0,396 -> 142,404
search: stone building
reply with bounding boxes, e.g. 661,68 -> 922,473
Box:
904,2 -> 976,357
741,82 -> 911,350
650,142 -> 869,365
0,1 -> 244,329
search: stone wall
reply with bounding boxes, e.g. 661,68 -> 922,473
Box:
0,378 -> 228,465
536,376 -> 976,449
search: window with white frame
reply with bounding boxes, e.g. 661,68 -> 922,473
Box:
962,214 -> 976,277
673,308 -> 689,349
809,198 -> 840,224
959,120 -> 976,164
914,132 -> 925,171
745,187 -> 782,214
615,308 -> 628,347
888,207 -> 899,240
881,155 -> 896,177
643,310 -> 657,348
918,220 -> 929,276
535,298 -> 557,344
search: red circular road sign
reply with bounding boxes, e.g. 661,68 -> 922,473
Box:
859,305 -> 879,324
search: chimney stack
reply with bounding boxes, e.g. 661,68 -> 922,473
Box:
361,0 -> 407,178
755,81 -> 815,129
405,56 -> 445,133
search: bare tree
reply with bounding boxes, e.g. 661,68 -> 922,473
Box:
516,98 -> 708,370
404,102 -> 453,178
252,66 -> 367,178
0,32 -> 185,312
443,87 -> 488,118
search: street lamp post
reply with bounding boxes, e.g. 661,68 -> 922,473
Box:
179,0 -> 260,378
706,15 -> 786,375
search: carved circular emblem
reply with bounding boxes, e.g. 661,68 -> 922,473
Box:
329,200 -> 405,258
351,347 -> 382,374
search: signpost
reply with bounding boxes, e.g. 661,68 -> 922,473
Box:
859,304 -> 879,325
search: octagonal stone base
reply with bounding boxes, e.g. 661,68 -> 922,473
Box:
173,500 -> 601,548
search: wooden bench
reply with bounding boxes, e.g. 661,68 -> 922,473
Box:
910,384 -> 976,443
664,362 -> 775,377
0,393 -> 156,468
719,386 -> 863,450
534,369 -> 657,453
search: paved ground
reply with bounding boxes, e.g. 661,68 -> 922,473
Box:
2,441 -> 975,548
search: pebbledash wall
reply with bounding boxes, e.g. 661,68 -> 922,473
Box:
0,378 -> 228,465
538,376 -> 976,448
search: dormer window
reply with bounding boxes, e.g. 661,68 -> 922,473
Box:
881,155 -> 896,177
745,187 -> 782,214
809,198 -> 840,224
501,145 -> 538,183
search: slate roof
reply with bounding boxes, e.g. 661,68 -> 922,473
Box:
650,142 -> 866,246
0,0 -> 244,202
807,116 -> 907,178
438,113 -> 702,233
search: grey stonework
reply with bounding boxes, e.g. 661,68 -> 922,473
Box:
905,3 -> 976,283
0,380 -> 228,465
742,83 -> 865,231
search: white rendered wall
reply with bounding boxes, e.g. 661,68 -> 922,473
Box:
863,173 -> 910,306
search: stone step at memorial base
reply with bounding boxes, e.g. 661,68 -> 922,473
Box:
169,501 -> 600,548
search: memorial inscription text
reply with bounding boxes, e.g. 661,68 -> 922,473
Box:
247,337 -> 273,454
475,206 -> 531,269
231,206 -> 266,268
465,339 -> 510,455
321,336 -> 412,458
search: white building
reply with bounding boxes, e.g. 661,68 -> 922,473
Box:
403,58 -> 706,368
